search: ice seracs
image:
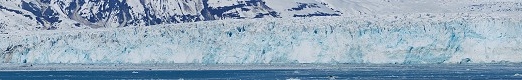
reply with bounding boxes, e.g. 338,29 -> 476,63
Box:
1,13 -> 522,64
1,0 -> 522,64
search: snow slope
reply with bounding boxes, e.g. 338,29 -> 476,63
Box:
1,13 -> 522,64
0,0 -> 344,33
2,0 -> 521,34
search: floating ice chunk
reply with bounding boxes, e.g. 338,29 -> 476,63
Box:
514,73 -> 522,77
286,78 -> 300,80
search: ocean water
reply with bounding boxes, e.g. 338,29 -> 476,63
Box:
2,64 -> 522,79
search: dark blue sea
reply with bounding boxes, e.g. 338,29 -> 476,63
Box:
2,64 -> 522,79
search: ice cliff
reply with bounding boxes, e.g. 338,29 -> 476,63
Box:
2,14 -> 522,64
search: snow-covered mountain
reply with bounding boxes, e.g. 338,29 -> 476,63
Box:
0,0 -> 348,33
1,0 -> 522,64
2,0 -> 521,34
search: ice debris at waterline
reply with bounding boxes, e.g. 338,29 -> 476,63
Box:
1,15 -> 522,64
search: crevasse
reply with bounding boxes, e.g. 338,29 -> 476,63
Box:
1,16 -> 521,64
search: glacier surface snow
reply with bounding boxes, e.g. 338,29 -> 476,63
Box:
1,15 -> 522,64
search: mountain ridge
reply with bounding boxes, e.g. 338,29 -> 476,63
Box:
0,0 -> 521,34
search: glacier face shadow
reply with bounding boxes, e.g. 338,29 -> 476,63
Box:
1,16 -> 522,64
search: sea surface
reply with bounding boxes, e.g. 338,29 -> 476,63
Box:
2,64 -> 522,79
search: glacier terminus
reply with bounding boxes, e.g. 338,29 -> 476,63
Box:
1,0 -> 522,64
2,14 -> 522,64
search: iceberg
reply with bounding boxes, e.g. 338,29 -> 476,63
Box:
1,14 -> 522,64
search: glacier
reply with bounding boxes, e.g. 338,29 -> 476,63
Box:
1,14 -> 522,64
